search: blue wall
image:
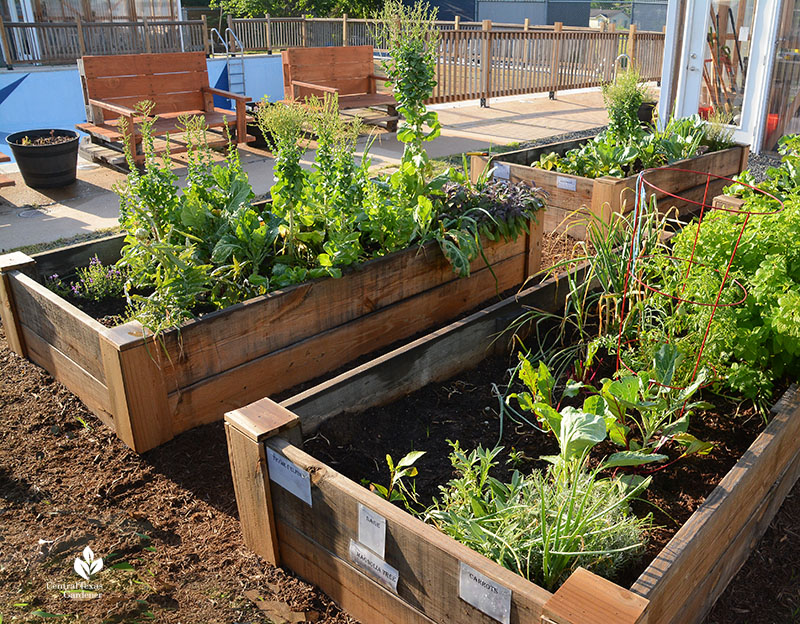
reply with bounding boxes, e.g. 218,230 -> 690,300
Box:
0,54 -> 284,162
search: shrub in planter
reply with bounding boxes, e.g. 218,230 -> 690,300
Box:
6,129 -> 79,188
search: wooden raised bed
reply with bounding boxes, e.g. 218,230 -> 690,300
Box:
0,220 -> 542,454
225,266 -> 800,624
470,138 -> 750,238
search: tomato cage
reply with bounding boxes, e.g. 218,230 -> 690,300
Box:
615,167 -> 784,389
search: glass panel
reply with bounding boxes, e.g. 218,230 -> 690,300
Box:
699,0 -> 758,126
763,0 -> 800,151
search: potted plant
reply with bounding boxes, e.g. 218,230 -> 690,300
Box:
6,129 -> 79,189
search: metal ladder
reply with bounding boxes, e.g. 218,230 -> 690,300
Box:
210,27 -> 246,97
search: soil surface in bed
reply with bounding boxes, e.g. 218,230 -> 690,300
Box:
1,323 -> 798,623
303,350 -> 770,591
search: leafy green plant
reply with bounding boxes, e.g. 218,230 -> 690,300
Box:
532,115 -> 733,180
422,442 -> 650,590
369,451 -> 426,506
602,66 -> 647,139
376,0 -> 441,177
510,348 -> 713,472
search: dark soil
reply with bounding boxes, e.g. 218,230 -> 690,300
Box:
0,324 -> 353,624
303,351 -> 766,591
13,133 -> 75,146
60,294 -> 130,327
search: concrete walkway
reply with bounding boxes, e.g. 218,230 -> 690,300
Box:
0,89 -> 608,252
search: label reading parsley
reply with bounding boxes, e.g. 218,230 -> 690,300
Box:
459,562 -> 511,624
266,447 -> 312,506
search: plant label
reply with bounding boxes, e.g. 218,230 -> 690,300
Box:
459,562 -> 511,624
349,539 -> 399,593
557,176 -> 577,192
358,503 -> 386,558
493,163 -> 510,180
266,447 -> 312,506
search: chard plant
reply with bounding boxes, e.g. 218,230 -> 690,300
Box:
509,347 -> 714,474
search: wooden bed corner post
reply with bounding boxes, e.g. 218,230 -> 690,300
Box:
225,398 -> 302,565
525,215 -> 544,277
739,143 -> 750,174
99,322 -> 173,453
590,176 -> 621,227
541,568 -> 649,624
0,252 -> 36,357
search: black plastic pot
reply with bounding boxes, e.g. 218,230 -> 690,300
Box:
7,129 -> 79,189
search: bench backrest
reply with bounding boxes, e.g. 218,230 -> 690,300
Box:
282,45 -> 376,101
79,52 -> 211,121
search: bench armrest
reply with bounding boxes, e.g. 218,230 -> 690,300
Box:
203,86 -> 251,103
371,74 -> 391,82
88,99 -> 138,117
291,80 -> 340,94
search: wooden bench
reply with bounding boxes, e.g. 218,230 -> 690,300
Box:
0,153 -> 14,188
282,45 -> 398,132
77,52 -> 252,165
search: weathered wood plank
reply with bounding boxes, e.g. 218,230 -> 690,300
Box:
283,261 -> 586,433
22,325 -> 114,428
10,272 -> 108,383
267,437 -> 553,624
277,521 -> 437,624
168,250 -> 528,434
160,234 -> 525,390
31,233 -> 126,281
542,568 -> 647,624
664,426 -> 800,624
225,422 -> 281,565
631,386 -> 800,623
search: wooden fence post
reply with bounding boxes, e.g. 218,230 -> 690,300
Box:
75,15 -> 87,57
549,21 -> 563,99
0,16 -> 13,68
201,14 -> 209,55
481,19 -> 492,107
454,15 -> 460,30
301,15 -> 308,47
225,399 -> 303,565
342,12 -> 348,45
627,23 -> 637,64
265,13 -> 272,53
523,17 -> 530,68
227,13 -> 234,48
143,16 -> 152,53
0,253 -> 36,357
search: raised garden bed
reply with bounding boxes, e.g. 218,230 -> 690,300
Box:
0,219 -> 542,454
225,264 -> 800,624
470,138 -> 750,238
